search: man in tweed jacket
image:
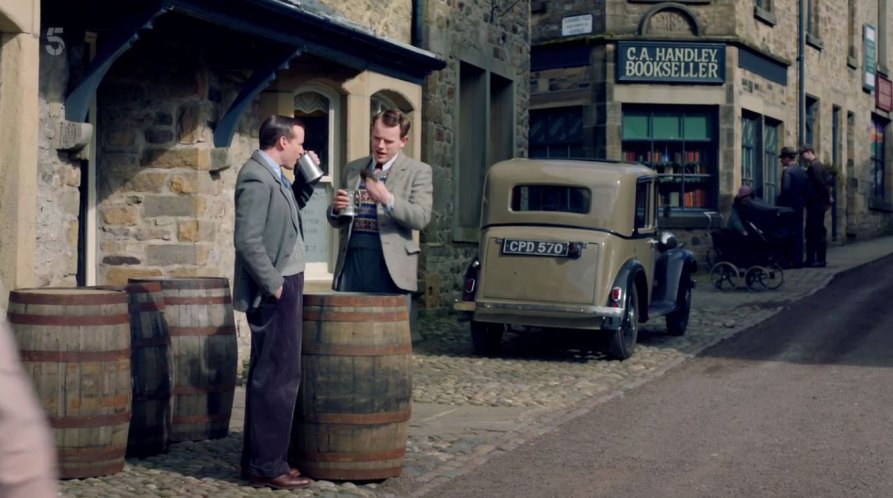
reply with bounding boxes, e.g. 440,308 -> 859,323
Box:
328,109 -> 433,293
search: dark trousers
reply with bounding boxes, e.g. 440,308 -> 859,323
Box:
241,273 -> 303,478
339,237 -> 403,294
805,207 -> 828,264
788,206 -> 805,267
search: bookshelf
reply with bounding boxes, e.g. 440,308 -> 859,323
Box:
622,141 -> 714,211
621,106 -> 717,213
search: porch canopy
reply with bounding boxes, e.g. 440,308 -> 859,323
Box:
56,0 -> 446,146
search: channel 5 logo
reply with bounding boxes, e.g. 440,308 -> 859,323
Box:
45,27 -> 65,56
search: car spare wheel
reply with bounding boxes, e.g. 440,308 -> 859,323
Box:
471,320 -> 503,356
609,285 -> 638,360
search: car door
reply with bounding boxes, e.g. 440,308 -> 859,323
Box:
633,177 -> 658,303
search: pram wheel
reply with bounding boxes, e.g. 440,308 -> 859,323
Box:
744,264 -> 784,291
745,267 -> 768,291
710,262 -> 739,291
761,263 -> 784,289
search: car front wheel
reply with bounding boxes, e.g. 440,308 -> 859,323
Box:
471,320 -> 503,356
665,277 -> 691,336
609,285 -> 638,360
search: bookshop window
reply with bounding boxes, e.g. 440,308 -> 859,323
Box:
622,106 -> 717,212
530,107 -> 584,158
871,117 -> 887,201
742,111 -> 780,202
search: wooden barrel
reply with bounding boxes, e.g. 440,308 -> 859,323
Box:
6,288 -> 131,479
129,277 -> 236,442
291,293 -> 412,481
97,282 -> 173,457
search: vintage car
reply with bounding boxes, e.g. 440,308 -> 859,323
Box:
455,158 -> 697,360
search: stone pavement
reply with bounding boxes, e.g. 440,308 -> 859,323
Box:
59,236 -> 893,497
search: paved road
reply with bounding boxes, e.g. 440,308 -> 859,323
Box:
423,255 -> 893,498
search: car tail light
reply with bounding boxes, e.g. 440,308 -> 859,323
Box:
610,287 -> 623,304
461,256 -> 480,301
464,278 -> 476,294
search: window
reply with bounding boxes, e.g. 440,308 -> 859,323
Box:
870,116 -> 887,201
807,0 -> 820,42
511,185 -> 590,214
805,96 -> 819,147
754,0 -> 776,25
529,107 -> 584,158
832,106 -> 841,168
455,61 -> 515,241
879,0 -> 888,72
763,120 -> 780,203
621,106 -> 716,212
848,0 -> 857,62
741,111 -> 781,202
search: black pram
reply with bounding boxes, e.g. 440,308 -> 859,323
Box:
709,199 -> 794,291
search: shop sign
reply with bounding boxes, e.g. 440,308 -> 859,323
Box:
562,14 -> 593,36
877,75 -> 893,112
864,23 -> 877,91
617,41 -> 725,84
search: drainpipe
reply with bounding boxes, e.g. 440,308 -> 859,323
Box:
798,0 -> 806,147
412,0 -> 424,47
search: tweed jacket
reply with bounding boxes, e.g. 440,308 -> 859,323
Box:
233,150 -> 311,312
327,152 -> 433,292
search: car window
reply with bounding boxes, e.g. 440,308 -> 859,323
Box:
635,180 -> 651,229
511,185 -> 591,214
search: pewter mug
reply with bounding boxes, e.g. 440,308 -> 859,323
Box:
297,153 -> 324,184
340,189 -> 359,218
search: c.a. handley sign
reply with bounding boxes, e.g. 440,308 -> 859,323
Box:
617,41 -> 725,84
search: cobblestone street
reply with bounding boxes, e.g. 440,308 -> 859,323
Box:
58,238 -> 893,497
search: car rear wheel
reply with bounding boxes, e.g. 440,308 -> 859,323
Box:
609,285 -> 638,360
471,320 -> 503,356
665,277 -> 691,336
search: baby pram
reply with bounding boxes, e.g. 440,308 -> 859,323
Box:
709,199 -> 795,291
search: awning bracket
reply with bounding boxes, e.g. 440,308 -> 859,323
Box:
213,45 -> 302,148
64,1 -> 173,122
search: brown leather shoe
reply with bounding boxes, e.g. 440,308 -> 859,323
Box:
241,467 -> 300,479
248,472 -> 312,490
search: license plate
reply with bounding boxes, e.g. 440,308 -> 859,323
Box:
501,239 -> 569,257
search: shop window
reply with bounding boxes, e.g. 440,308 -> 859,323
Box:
621,106 -> 717,213
529,107 -> 584,159
455,61 -> 515,241
870,117 -> 887,202
741,111 -> 780,202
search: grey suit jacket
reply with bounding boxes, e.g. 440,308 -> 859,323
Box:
233,150 -> 306,312
327,152 -> 433,292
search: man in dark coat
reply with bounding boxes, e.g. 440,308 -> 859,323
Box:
776,146 -> 809,268
800,144 -> 834,267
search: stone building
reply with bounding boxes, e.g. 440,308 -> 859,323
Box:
530,0 -> 893,254
1,0 -> 530,366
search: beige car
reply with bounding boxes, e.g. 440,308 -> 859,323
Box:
455,158 -> 697,360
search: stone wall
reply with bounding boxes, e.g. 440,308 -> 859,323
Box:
420,0 -> 530,308
95,41 -> 243,286
36,34 -> 80,287
312,0 -> 412,44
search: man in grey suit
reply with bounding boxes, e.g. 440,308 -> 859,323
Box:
328,109 -> 433,293
233,115 -> 316,490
